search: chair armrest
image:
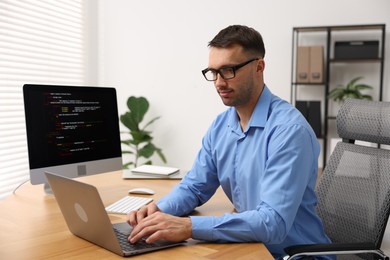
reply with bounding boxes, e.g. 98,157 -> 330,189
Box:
284,242 -> 388,259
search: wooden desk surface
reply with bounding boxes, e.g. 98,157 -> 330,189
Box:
0,171 -> 273,259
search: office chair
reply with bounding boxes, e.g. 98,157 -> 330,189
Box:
284,99 -> 390,260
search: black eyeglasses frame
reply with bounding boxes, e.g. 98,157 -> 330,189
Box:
201,58 -> 260,81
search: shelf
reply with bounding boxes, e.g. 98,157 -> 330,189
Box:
293,24 -> 385,33
329,58 -> 382,63
329,24 -> 385,31
291,24 -> 385,168
294,27 -> 328,33
292,82 -> 326,86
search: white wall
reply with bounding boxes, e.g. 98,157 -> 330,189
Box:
96,0 -> 390,171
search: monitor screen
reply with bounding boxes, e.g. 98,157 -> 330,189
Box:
23,84 -> 122,185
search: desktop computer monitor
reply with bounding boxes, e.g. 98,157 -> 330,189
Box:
23,84 -> 123,191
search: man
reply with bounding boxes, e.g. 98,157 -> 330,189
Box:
128,25 -> 331,259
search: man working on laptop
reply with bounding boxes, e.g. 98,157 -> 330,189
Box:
127,25 -> 332,259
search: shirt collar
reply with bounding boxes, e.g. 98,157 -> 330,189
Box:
228,84 -> 271,133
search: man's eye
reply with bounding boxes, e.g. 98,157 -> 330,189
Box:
220,68 -> 233,75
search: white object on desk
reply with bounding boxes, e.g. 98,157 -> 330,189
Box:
131,165 -> 179,176
129,187 -> 155,195
105,195 -> 153,214
122,170 -> 186,180
122,165 -> 186,180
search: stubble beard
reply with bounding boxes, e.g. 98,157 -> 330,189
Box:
219,83 -> 254,108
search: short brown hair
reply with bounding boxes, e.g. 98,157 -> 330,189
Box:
208,25 -> 265,58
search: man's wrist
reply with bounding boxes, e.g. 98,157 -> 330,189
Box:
185,217 -> 192,238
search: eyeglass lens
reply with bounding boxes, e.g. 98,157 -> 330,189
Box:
205,68 -> 234,81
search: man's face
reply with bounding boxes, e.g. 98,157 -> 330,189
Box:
208,45 -> 261,108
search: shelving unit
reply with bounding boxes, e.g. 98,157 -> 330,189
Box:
290,24 -> 386,168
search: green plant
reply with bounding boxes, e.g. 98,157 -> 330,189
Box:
120,96 -> 166,168
327,76 -> 373,103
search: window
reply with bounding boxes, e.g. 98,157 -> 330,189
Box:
0,0 -> 93,200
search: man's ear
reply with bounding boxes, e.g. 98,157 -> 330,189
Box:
256,59 -> 265,72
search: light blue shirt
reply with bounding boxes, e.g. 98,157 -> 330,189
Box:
157,85 -> 331,258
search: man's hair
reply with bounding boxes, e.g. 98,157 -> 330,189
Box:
208,25 -> 265,58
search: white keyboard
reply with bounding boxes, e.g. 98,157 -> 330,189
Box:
105,196 -> 153,214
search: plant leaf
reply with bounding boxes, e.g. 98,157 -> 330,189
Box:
345,92 -> 359,99
120,112 -> 139,131
130,131 -> 152,145
127,96 -> 149,124
121,139 -> 133,145
361,95 -> 373,100
138,143 -> 155,158
354,84 -> 373,91
346,76 -> 363,91
327,88 -> 344,101
123,162 -> 134,169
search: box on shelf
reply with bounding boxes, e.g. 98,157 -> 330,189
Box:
296,46 -> 310,83
334,40 -> 379,60
309,46 -> 324,83
296,46 -> 324,83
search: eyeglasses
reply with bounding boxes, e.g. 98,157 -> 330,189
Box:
201,58 -> 260,81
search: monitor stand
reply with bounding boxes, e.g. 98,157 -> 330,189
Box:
44,183 -> 54,195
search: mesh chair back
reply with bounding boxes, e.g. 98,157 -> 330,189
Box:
316,99 -> 390,251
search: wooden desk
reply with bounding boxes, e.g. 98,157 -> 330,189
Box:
0,171 -> 273,259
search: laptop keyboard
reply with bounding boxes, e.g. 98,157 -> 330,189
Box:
114,228 -> 155,251
105,196 -> 153,214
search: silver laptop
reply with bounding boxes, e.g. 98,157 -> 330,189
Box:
45,172 -> 185,257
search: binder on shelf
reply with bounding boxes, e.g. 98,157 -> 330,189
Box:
309,46 -> 324,83
307,101 -> 322,137
296,46 -> 310,83
295,101 -> 308,118
296,100 -> 322,138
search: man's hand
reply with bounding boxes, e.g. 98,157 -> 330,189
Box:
128,211 -> 192,244
127,202 -> 160,227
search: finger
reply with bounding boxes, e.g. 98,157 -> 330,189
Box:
129,224 -> 160,243
127,210 -> 138,227
129,214 -> 158,237
128,207 -> 147,226
145,230 -> 163,244
147,202 -> 160,215
136,207 -> 148,223
128,222 -> 142,241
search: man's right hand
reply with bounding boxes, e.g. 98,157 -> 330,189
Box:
127,202 -> 161,227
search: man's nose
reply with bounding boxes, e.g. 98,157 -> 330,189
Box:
214,73 -> 227,87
